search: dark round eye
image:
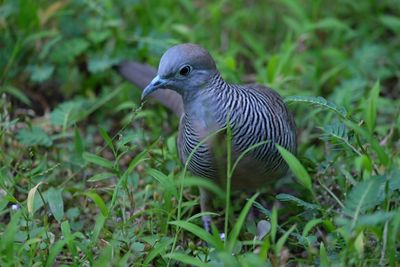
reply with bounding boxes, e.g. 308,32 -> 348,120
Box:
179,65 -> 192,76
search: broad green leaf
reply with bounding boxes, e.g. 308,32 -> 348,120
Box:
46,187 -> 64,222
277,145 -> 312,192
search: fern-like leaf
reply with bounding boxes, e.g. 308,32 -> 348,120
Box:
50,100 -> 86,129
285,95 -> 348,118
343,176 -> 386,228
276,193 -> 319,210
16,126 -> 53,147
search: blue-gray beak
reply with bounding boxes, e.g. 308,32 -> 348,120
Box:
141,75 -> 167,100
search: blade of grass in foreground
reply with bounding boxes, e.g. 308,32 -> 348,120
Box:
227,193 -> 259,252
169,220 -> 224,250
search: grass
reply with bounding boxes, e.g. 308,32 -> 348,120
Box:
1,0 -> 400,266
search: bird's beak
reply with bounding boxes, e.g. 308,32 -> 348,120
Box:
141,75 -> 167,100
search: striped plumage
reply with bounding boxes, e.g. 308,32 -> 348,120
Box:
118,43 -> 296,230
178,73 -> 296,189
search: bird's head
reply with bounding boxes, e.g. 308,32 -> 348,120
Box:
141,43 -> 218,100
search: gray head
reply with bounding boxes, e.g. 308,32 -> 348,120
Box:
142,44 -> 218,99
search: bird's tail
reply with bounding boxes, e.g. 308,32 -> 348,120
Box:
116,61 -> 184,117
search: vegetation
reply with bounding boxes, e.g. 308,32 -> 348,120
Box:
1,0 -> 399,266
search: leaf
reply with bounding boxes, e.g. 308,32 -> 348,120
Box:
271,206 -> 278,243
147,169 -> 177,198
99,127 -> 114,152
74,127 -> 84,160
169,220 -> 223,249
87,172 -> 115,182
253,200 -> 271,218
88,56 -> 118,73
29,64 -> 54,82
321,122 -> 349,142
365,81 -> 380,133
27,181 -> 44,214
302,219 -> 324,237
319,242 -> 330,267
276,145 -> 313,192
45,239 -> 66,267
343,176 -> 386,228
167,252 -> 209,267
51,38 -> 89,63
16,126 -> 53,147
46,187 -> 64,222
227,193 -> 259,251
83,152 -> 114,169
285,95 -> 347,118
110,149 -> 149,207
143,238 -> 174,266
0,211 -> 21,257
180,176 -> 225,198
380,15 -> 400,34
0,85 -> 31,105
50,100 -> 86,129
344,120 -> 389,166
84,191 -> 109,217
320,122 -> 358,154
275,224 -> 296,256
276,193 -> 319,210
357,211 -> 395,226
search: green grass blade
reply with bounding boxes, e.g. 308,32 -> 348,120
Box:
227,193 -> 259,251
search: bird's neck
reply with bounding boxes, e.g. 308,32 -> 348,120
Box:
182,73 -> 227,122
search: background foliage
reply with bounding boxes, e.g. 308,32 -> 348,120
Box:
1,0 -> 399,266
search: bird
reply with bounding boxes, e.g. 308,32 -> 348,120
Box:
117,43 -> 297,231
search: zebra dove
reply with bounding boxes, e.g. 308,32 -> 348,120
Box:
118,43 -> 297,231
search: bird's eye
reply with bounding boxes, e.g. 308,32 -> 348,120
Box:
179,65 -> 192,76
